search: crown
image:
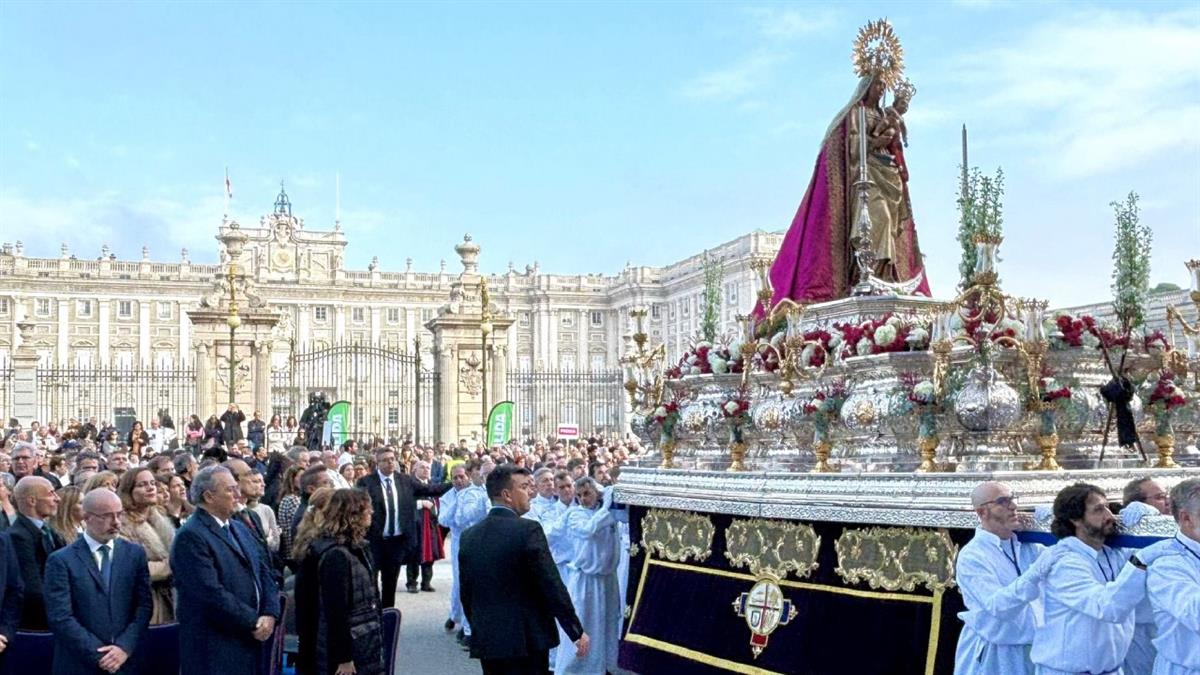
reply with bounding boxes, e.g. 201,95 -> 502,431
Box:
892,78 -> 916,102
852,19 -> 905,89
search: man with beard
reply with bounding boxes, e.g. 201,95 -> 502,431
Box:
1032,483 -> 1148,675
953,482 -> 1061,675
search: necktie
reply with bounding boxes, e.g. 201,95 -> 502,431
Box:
98,543 -> 112,589
42,524 -> 58,553
239,510 -> 262,540
384,476 -> 397,537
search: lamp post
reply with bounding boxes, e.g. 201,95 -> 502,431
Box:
226,263 -> 241,404
480,278 -> 493,442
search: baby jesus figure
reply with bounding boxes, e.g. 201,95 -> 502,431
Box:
871,79 -> 915,183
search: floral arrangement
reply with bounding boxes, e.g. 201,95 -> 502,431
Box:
951,307 -> 1025,345
1036,372 -> 1073,437
665,340 -> 745,379
1141,370 -> 1190,437
721,389 -> 753,443
803,380 -> 848,443
891,372 -> 939,440
650,400 -> 681,440
754,314 -> 929,373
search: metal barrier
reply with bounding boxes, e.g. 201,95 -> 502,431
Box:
505,369 -> 625,440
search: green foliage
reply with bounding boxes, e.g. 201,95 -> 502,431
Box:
700,252 -> 724,343
1110,191 -> 1152,332
956,166 -> 1005,288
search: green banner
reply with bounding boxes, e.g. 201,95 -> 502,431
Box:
486,400 -> 515,447
328,400 -> 351,447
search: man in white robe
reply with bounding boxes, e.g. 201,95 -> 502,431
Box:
1032,483 -> 1148,675
441,461 -> 490,645
555,478 -> 621,675
1144,478 -> 1200,675
1120,477 -> 1172,675
525,469 -> 574,669
954,481 -> 1060,675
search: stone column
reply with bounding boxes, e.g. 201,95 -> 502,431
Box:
178,304 -> 190,367
435,345 -> 455,442
56,299 -> 69,366
254,340 -> 272,415
194,341 -> 213,416
11,321 -> 38,425
577,308 -> 587,371
334,306 -> 346,343
139,300 -> 151,366
297,304 -> 311,349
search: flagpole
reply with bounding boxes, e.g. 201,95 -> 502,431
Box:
335,171 -> 341,230
224,166 -> 232,223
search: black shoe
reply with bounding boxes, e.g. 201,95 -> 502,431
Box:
406,585 -> 419,594
444,619 -> 456,631
421,584 -> 435,592
460,635 -> 472,650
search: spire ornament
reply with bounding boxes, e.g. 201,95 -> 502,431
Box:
852,19 -> 905,89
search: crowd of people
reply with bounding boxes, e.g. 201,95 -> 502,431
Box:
0,411 -> 641,674
954,476 -> 1200,675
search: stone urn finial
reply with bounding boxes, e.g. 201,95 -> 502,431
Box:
142,246 -> 150,260
15,320 -> 34,346
454,234 -> 480,274
218,223 -> 249,263
60,243 -> 69,258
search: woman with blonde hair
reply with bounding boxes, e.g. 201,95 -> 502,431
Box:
82,470 -> 118,493
48,485 -> 84,544
117,466 -> 177,623
291,487 -> 336,675
298,489 -> 383,675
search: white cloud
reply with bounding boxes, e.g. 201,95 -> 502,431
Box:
680,51 -> 783,102
947,8 -> 1200,179
746,7 -> 839,39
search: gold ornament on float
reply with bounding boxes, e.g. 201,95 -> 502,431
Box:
852,19 -> 905,89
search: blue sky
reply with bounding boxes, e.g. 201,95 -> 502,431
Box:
1,1 -> 1197,307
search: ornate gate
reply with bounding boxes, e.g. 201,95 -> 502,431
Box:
271,343 -> 439,445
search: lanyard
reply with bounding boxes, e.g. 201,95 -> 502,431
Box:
1096,549 -> 1116,582
1001,538 -> 1022,575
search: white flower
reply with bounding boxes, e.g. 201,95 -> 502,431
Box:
723,401 -> 740,415
829,333 -> 844,350
907,327 -> 929,345
886,315 -> 902,327
1081,332 -> 1100,348
1000,317 -> 1025,335
711,359 -> 729,374
696,340 -> 713,350
689,366 -> 702,376
1041,377 -> 1058,391
686,354 -> 698,365
913,380 -> 935,402
653,406 -> 667,418
856,337 -> 874,356
800,344 -> 816,367
874,324 -> 898,347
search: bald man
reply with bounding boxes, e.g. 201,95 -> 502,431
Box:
953,481 -> 1061,675
8,476 -> 64,630
44,489 -> 152,674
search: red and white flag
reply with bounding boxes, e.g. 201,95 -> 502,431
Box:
224,167 -> 233,200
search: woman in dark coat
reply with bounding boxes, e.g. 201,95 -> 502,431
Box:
297,489 -> 384,675
202,414 -> 224,450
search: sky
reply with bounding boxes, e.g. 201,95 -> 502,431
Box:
1,0 -> 1197,308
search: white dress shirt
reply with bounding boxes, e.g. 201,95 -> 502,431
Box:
954,528 -> 1047,675
1031,536 -> 1145,675
1145,534 -> 1200,675
376,470 -> 401,537
81,531 -> 116,571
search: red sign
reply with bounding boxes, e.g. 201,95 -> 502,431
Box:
556,424 -> 579,438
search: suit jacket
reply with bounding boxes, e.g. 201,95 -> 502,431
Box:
0,534 -> 24,642
357,472 -> 451,544
43,537 -> 152,674
219,410 -> 245,444
459,507 -> 584,660
8,512 -> 66,630
171,508 -> 281,675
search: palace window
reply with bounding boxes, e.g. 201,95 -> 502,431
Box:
561,313 -> 574,328
77,300 -> 93,318
117,300 -> 133,319
726,282 -> 738,305
651,304 -> 660,319
386,308 -> 400,324
590,311 -> 603,326
519,312 -> 530,327
0,298 -> 7,314
387,407 -> 399,426
352,307 -> 365,323
157,302 -> 172,320
590,354 -> 606,371
421,308 -> 434,322
35,298 -> 52,317
314,307 -> 328,322
115,351 -> 134,368
74,349 -> 93,368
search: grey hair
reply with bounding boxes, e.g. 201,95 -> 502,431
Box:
189,465 -> 232,505
0,472 -> 13,490
10,442 -> 35,457
573,476 -> 599,493
1170,478 -> 1200,521
533,467 -> 554,482
287,446 -> 307,463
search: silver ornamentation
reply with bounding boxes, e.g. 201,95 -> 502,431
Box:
954,364 -> 1021,432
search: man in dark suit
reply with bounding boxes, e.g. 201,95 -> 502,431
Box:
0,531 -> 23,668
43,488 -> 152,674
357,446 -> 452,605
459,464 -> 589,675
219,403 -> 246,448
171,465 -> 280,675
8,475 -> 65,630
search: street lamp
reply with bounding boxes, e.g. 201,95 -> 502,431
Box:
480,278 -> 493,442
226,263 -> 241,404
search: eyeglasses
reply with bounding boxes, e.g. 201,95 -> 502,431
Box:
86,511 -> 124,521
980,495 -> 1019,508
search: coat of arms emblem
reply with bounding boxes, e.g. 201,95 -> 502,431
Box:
731,577 -> 798,658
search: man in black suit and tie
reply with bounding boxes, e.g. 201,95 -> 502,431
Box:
43,488 -> 152,674
357,446 -> 452,605
171,465 -> 281,675
7,475 -> 65,630
459,464 -> 589,675
0,529 -> 23,668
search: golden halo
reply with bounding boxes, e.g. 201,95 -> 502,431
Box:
852,19 -> 905,89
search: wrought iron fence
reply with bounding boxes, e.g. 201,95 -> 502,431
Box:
271,343 -> 440,445
506,369 -> 625,440
35,366 -> 196,428
0,366 -> 11,421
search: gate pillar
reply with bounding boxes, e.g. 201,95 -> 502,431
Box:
425,235 -> 514,445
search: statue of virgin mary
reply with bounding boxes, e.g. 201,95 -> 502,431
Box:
759,22 -> 931,310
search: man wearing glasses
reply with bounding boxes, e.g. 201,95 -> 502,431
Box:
954,482 -> 1062,675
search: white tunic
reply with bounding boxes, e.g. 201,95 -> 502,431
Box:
1146,535 -> 1200,675
1123,502 -> 1165,675
1032,537 -> 1145,675
554,502 -> 621,675
442,485 -> 490,632
953,528 -> 1046,675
